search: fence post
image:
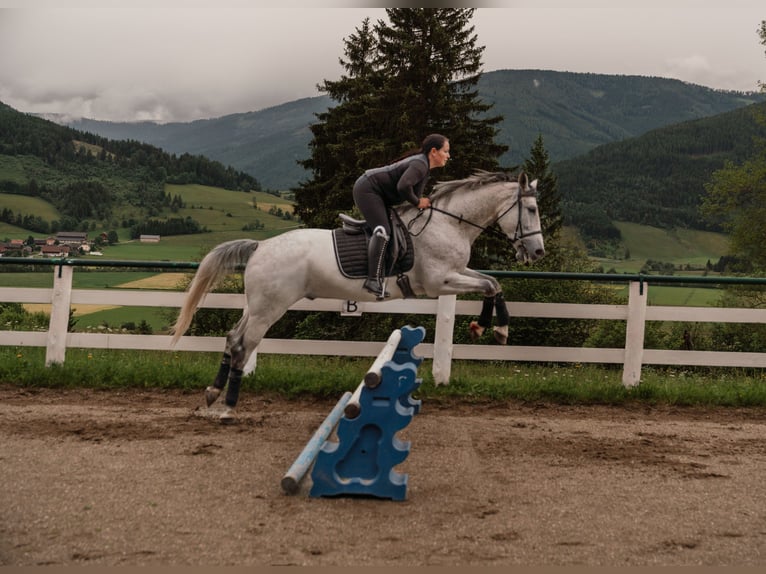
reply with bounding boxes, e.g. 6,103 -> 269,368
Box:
622,280 -> 648,387
46,264 -> 73,366
432,294 -> 456,385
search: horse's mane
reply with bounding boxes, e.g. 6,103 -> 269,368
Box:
430,170 -> 518,201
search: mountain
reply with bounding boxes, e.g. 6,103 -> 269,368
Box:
553,100 -> 766,240
64,70 -> 766,190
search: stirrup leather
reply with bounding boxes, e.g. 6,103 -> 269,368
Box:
364,226 -> 390,299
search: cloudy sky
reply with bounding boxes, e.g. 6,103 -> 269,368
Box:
1,0 -> 764,123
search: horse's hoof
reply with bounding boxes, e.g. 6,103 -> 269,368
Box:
493,326 -> 508,345
219,407 -> 237,424
205,386 -> 222,407
469,321 -> 484,342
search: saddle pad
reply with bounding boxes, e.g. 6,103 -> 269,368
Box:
332,228 -> 414,279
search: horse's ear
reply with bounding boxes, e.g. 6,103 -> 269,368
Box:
530,179 -> 538,191
518,172 -> 528,187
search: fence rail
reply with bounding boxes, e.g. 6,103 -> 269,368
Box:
2,257 -> 766,386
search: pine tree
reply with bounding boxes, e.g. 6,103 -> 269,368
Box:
372,8 -> 506,176
294,8 -> 507,229
294,18 -> 383,228
524,134 -> 563,241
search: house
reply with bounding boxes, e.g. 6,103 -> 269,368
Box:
41,244 -> 71,257
139,234 -> 161,243
56,232 -> 88,246
34,237 -> 56,247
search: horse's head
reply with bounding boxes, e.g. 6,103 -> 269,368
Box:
497,172 -> 545,265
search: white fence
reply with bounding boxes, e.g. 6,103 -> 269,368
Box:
2,264 -> 766,386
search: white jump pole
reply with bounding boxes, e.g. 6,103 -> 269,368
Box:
343,380 -> 366,419
281,391 -> 352,495
363,329 -> 402,388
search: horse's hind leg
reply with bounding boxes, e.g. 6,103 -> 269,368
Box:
204,313 -> 246,407
217,312 -> 275,423
204,351 -> 231,406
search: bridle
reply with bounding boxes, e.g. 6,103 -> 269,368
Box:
408,186 -> 543,246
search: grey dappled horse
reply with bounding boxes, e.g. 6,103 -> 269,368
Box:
171,170 -> 545,421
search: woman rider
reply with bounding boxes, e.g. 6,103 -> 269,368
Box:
352,133 -> 450,298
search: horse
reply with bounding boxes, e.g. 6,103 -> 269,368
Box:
170,170 -> 545,421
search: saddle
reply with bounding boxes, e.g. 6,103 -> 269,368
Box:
332,209 -> 416,297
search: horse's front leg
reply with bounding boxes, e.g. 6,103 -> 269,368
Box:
469,292 -> 511,344
435,269 -> 511,344
435,268 -> 501,298
492,292 -> 510,345
469,296 -> 495,341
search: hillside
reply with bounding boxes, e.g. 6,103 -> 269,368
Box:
63,70 -> 766,190
0,103 -> 262,239
554,100 -> 766,241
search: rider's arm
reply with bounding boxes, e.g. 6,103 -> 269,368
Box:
397,159 -> 429,206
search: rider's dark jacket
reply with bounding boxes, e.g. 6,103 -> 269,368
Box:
358,153 -> 430,207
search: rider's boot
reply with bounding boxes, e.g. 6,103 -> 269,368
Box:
363,226 -> 390,300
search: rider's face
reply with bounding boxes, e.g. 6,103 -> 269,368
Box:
429,141 -> 450,169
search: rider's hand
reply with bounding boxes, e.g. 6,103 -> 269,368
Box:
418,197 -> 431,210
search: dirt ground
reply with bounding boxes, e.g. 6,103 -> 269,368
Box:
1,385 -> 765,567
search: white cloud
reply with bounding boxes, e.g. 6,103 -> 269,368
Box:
1,1 -> 763,121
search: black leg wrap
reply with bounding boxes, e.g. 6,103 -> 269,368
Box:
478,296 -> 494,328
225,368 -> 243,408
213,353 -> 232,390
494,293 -> 510,327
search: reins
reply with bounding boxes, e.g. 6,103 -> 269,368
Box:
407,188 -> 542,243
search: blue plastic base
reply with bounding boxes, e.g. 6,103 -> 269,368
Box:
309,325 -> 425,500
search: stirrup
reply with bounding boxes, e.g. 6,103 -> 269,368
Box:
363,277 -> 390,299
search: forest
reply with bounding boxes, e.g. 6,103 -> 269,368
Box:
554,101 -> 766,243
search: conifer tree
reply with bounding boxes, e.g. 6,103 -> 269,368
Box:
294,8 -> 507,229
524,134 -> 562,242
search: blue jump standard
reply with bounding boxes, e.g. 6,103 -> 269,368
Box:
309,325 -> 425,501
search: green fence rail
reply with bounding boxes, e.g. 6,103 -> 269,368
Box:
2,256 -> 766,287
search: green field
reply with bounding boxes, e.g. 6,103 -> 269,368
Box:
598,222 -> 729,273
0,192 -> 62,223
0,221 -> 35,239
0,270 -> 165,289
72,306 -> 172,331
168,183 -> 298,233
104,185 -> 301,261
613,284 -> 723,307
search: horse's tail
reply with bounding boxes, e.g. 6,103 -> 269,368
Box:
170,239 -> 259,346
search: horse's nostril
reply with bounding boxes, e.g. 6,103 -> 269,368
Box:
536,249 -> 545,256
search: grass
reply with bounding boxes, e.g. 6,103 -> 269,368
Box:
2,347 -> 765,408
71,306 -> 171,330
0,270 -> 176,289
612,284 -> 723,307
596,221 -> 729,274
0,192 -> 62,223
1,221 -> 42,239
